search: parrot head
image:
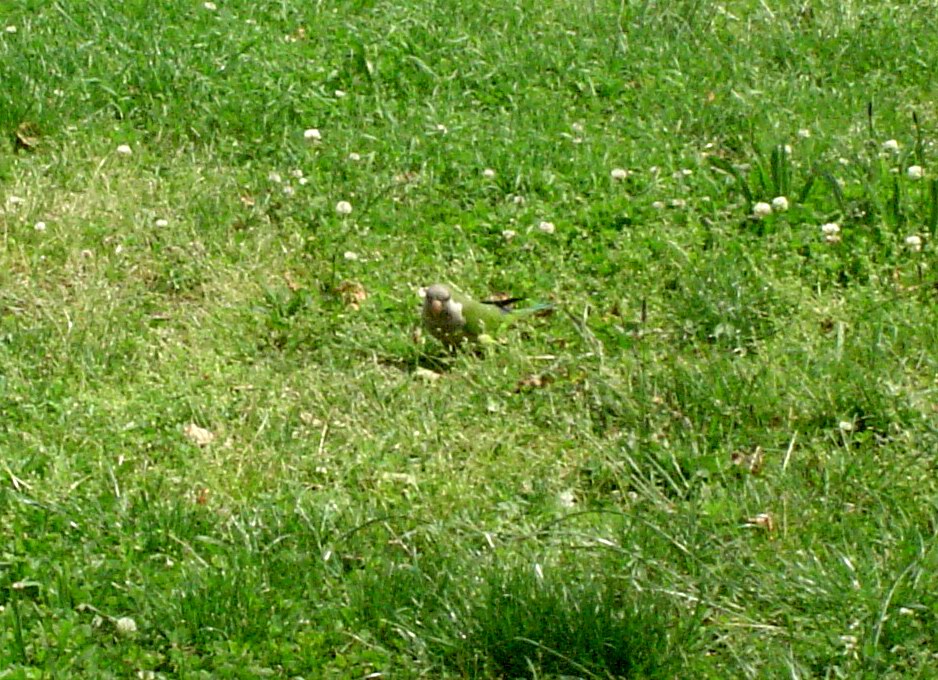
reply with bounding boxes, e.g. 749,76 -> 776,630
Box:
421,283 -> 466,345
424,283 -> 449,314
422,284 -> 462,321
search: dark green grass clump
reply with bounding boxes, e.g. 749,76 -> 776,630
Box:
349,550 -> 692,679
460,567 -> 681,679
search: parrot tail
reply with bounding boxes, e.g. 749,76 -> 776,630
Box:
481,296 -> 553,316
481,296 -> 525,309
514,302 -> 554,317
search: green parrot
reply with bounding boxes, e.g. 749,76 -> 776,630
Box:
421,283 -> 551,349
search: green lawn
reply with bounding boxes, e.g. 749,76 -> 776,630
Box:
2,0 -> 938,677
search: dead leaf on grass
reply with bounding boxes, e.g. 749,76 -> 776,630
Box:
515,373 -> 553,392
731,445 -> 764,475
284,271 -> 302,292
415,367 -> 442,382
336,280 -> 367,310
745,512 -> 775,532
15,122 -> 40,151
184,423 -> 215,447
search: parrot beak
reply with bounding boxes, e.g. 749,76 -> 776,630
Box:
429,299 -> 443,315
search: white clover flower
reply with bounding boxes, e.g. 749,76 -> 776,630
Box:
571,122 -> 584,134
5,25 -> 16,33
334,89 -> 346,98
298,177 -> 308,185
797,128 -> 811,139
34,221 -> 46,232
907,165 -> 924,181
290,168 -> 304,179
343,251 -> 358,261
838,158 -> 850,166
154,218 -> 169,228
6,195 -> 24,207
115,617 -> 137,635
282,185 -> 295,196
821,222 -> 841,243
347,152 -> 361,162
537,220 -> 555,234
610,168 -> 629,181
557,490 -> 576,508
669,198 -> 687,208
268,171 -> 282,183
203,2 -> 217,10
651,201 -> 665,210
771,196 -> 789,212
502,229 -> 516,240
905,234 -> 922,252
116,144 -> 132,155
752,201 -> 772,218
783,144 -> 792,155
512,195 -> 525,205
303,128 -> 321,142
482,168 -> 496,179
838,420 -> 854,433
882,139 -> 900,153
435,124 -> 447,134
335,200 -> 353,215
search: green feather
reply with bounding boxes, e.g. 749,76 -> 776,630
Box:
451,290 -> 551,342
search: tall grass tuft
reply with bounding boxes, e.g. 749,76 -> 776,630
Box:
453,563 -> 687,679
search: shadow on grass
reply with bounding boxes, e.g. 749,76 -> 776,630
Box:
372,341 -> 458,374
351,554 -> 700,679
453,568 -> 688,679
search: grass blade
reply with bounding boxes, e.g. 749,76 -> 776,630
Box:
770,144 -> 790,197
890,174 -> 904,229
913,111 -> 925,167
927,178 -> 938,236
797,168 -> 817,204
819,168 -> 847,215
10,589 -> 27,663
709,156 -> 752,209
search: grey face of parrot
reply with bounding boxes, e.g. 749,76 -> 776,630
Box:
422,284 -> 466,346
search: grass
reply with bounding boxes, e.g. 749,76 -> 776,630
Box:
2,0 -> 938,676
